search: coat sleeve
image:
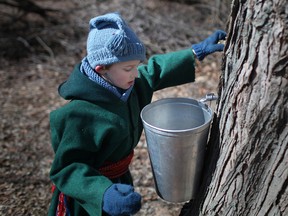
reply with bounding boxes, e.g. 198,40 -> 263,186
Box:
49,104 -> 115,216
137,48 -> 196,92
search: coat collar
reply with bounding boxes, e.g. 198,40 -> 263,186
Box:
58,63 -> 125,104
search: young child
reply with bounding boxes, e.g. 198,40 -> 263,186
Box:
48,12 -> 226,216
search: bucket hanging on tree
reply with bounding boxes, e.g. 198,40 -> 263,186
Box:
140,95 -> 215,203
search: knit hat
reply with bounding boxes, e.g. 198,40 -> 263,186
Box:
86,12 -> 146,69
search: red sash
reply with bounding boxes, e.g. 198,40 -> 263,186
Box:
51,151 -> 134,215
98,150 -> 134,179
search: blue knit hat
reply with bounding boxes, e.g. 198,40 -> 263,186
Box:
86,12 -> 146,68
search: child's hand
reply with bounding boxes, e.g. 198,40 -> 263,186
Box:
103,183 -> 141,215
191,30 -> 227,61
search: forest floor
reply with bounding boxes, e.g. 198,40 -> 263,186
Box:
0,0 -> 227,215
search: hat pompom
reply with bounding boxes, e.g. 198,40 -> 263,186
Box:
106,30 -> 128,56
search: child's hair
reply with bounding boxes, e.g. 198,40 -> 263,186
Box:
86,12 -> 146,69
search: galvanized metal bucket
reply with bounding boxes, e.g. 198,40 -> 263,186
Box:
140,97 -> 213,203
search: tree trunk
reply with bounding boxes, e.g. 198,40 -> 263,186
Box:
180,0 -> 288,215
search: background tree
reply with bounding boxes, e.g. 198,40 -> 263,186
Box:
0,0 -> 56,19
0,0 -> 72,59
181,0 -> 288,215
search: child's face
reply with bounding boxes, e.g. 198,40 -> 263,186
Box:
101,60 -> 140,90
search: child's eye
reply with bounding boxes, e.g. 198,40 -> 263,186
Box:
124,67 -> 133,72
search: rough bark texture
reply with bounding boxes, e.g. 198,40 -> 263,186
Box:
181,0 -> 288,215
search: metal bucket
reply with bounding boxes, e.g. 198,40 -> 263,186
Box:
140,97 -> 213,203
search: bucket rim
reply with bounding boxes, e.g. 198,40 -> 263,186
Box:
140,97 -> 213,133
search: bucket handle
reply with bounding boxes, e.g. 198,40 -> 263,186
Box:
199,93 -> 218,103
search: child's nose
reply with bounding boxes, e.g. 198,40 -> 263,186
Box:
131,69 -> 138,78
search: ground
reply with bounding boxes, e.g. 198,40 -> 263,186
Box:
0,0 -> 227,215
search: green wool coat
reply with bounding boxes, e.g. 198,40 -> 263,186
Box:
48,49 -> 196,216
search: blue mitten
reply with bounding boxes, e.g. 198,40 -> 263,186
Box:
103,184 -> 141,216
191,30 -> 227,61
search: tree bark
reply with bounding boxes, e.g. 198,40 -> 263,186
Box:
180,0 -> 288,215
